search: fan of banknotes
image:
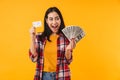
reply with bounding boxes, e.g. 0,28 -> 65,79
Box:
62,25 -> 85,43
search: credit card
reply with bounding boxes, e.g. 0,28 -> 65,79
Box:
32,21 -> 42,28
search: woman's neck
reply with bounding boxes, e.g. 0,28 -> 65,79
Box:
52,33 -> 58,36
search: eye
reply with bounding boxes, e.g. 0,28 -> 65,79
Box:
55,16 -> 60,20
49,17 -> 53,21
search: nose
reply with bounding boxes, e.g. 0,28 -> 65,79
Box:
52,19 -> 57,25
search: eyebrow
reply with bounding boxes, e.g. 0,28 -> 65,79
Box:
48,16 -> 60,18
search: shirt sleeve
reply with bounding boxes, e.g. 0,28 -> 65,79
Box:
29,49 -> 38,62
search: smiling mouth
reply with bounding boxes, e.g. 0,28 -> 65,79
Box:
52,26 -> 58,29
52,26 -> 57,28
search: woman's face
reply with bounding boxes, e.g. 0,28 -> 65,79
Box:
46,11 -> 61,34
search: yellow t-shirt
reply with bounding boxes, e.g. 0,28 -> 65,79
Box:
43,34 -> 58,72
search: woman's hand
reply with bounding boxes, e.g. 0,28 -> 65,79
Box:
65,38 -> 76,59
66,38 -> 76,51
29,26 -> 36,38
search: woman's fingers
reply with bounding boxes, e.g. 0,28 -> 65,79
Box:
66,38 -> 76,52
29,27 -> 36,38
70,38 -> 76,49
30,27 -> 36,35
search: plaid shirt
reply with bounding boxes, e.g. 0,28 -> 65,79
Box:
29,33 -> 73,80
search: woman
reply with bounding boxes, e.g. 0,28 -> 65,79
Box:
29,7 -> 76,80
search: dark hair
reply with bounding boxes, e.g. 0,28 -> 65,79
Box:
40,7 -> 65,42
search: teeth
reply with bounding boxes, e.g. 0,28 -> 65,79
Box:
52,26 -> 57,28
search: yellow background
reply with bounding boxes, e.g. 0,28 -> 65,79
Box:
0,0 -> 120,80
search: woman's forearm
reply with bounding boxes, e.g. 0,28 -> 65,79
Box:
30,35 -> 37,56
65,49 -> 72,60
